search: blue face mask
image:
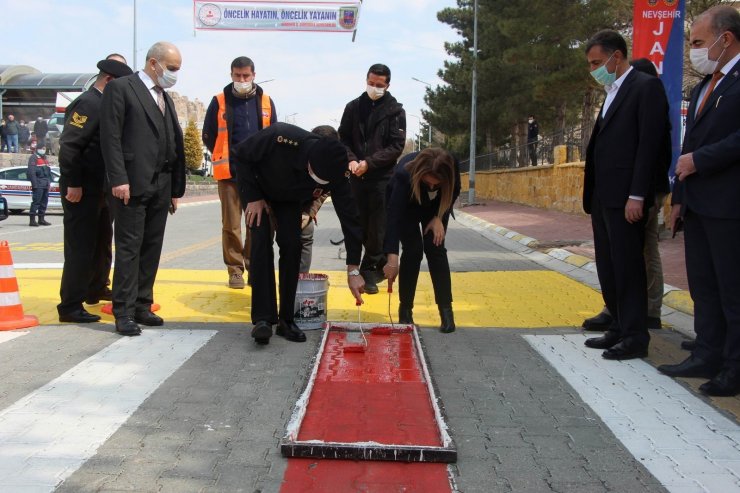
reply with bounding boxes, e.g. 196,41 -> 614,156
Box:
590,53 -> 616,86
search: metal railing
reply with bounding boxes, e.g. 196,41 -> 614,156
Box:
460,125 -> 591,172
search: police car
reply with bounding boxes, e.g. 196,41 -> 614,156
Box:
0,166 -> 62,214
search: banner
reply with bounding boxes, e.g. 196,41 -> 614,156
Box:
632,0 -> 685,189
194,1 -> 361,32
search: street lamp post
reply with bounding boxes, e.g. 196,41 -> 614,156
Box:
133,0 -> 137,69
407,114 -> 422,151
468,0 -> 479,205
411,77 -> 433,147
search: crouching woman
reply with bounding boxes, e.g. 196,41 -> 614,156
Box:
383,148 -> 460,333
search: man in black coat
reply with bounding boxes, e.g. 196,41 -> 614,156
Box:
581,30 -> 669,360
57,55 -> 132,324
339,63 -> 406,294
233,122 -> 365,345
100,41 -> 186,336
658,6 -> 740,396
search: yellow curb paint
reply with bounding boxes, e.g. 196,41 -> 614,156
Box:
16,269 -> 603,329
563,254 -> 592,268
663,290 -> 694,316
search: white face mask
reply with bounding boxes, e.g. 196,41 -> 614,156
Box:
690,35 -> 725,75
233,81 -> 254,94
528,119 -> 534,124
37,149 -> 46,156
308,165 -> 329,185
156,61 -> 178,89
366,84 -> 385,101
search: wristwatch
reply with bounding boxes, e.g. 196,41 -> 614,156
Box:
348,269 -> 361,276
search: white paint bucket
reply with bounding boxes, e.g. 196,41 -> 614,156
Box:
294,273 -> 329,330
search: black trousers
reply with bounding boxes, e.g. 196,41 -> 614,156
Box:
590,194 -> 649,346
108,173 -> 171,318
58,192 -> 113,315
30,187 -> 49,215
398,210 -> 452,308
685,209 -> 740,368
250,201 -> 301,324
527,141 -> 538,166
351,177 -> 388,274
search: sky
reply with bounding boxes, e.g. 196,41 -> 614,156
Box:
1,0 -> 459,138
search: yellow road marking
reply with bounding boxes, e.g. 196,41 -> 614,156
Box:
16,269 -> 602,328
159,236 -> 222,264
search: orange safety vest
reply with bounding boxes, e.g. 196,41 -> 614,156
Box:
212,91 -> 272,180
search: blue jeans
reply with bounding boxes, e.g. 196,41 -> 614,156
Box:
6,134 -> 18,153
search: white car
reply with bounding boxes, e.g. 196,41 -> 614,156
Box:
0,166 -> 62,214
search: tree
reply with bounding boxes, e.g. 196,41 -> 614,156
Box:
183,119 -> 202,174
425,0 -> 632,157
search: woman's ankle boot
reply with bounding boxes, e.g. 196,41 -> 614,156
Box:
399,304 -> 414,325
439,305 -> 456,333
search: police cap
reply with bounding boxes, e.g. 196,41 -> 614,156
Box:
96,59 -> 133,78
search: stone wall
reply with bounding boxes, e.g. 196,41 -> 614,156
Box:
169,92 -> 206,125
461,161 -> 587,214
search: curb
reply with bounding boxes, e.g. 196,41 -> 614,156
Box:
455,209 -> 694,317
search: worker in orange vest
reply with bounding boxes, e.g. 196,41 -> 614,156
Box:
202,56 -> 277,289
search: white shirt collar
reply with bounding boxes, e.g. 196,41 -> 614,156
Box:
138,70 -> 158,90
718,53 -> 740,76
604,65 -> 633,94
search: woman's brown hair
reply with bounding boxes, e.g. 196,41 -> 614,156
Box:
404,148 -> 455,218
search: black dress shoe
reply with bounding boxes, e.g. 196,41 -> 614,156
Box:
59,308 -> 101,324
657,355 -> 721,378
602,342 -> 648,360
251,321 -> 272,345
681,339 -> 697,351
115,316 -> 141,336
584,331 -> 621,349
135,310 -> 163,326
647,317 -> 662,330
399,305 -> 414,325
85,288 -> 113,305
699,368 -> 740,396
439,305 -> 456,333
582,311 -> 613,331
276,320 -> 307,342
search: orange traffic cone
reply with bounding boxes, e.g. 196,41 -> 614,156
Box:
0,241 -> 39,331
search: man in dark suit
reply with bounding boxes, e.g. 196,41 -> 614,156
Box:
232,122 -> 365,345
57,55 -> 132,324
658,6 -> 740,396
581,30 -> 669,360
100,41 -> 186,336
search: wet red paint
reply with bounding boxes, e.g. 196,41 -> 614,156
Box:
298,329 -> 440,445
281,326 -> 452,492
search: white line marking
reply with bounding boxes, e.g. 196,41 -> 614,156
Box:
0,329 -> 216,491
525,334 -> 740,492
14,263 -> 64,269
0,331 -> 28,345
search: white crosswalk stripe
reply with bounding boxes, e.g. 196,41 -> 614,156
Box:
0,329 -> 216,492
0,331 -> 28,345
526,334 -> 740,493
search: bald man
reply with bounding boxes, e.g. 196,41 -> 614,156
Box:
100,41 -> 186,336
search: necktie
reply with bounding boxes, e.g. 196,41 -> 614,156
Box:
154,86 -> 166,115
697,71 -> 723,115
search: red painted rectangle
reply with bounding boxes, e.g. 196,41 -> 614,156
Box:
297,329 -> 441,446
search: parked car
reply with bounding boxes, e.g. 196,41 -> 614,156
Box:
0,166 -> 62,214
45,113 -> 65,156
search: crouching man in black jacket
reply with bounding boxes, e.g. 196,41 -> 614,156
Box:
233,123 -> 365,345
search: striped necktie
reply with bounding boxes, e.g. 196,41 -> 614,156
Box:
154,86 -> 166,115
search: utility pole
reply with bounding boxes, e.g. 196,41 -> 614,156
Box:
468,0 -> 479,205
